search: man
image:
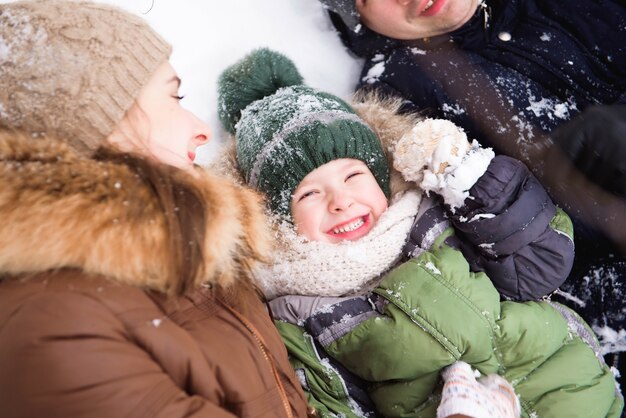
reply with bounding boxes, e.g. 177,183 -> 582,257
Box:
318,0 -> 625,389
319,0 -> 625,158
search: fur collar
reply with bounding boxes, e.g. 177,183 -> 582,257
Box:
0,130 -> 270,293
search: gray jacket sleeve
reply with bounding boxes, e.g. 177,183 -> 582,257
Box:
444,155 -> 575,301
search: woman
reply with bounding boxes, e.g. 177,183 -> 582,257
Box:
0,1 -> 312,417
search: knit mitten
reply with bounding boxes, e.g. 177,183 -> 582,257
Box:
437,362 -> 521,418
393,119 -> 494,210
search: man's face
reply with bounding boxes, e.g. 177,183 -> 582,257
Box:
356,0 -> 480,40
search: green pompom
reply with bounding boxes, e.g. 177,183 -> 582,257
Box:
217,48 -> 304,134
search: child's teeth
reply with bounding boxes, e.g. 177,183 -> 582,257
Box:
333,217 -> 365,234
425,0 -> 434,10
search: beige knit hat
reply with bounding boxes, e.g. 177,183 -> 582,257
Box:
0,0 -> 172,156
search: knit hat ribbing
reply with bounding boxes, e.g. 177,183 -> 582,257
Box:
0,0 -> 172,156
218,48 -> 390,218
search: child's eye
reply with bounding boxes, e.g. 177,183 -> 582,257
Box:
173,94 -> 185,101
297,190 -> 318,202
346,171 -> 363,181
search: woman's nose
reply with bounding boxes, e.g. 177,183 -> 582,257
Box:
194,131 -> 210,145
193,115 -> 212,145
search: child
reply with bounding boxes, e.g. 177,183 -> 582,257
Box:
216,49 -> 623,418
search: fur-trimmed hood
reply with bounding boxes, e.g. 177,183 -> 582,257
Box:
0,130 -> 270,293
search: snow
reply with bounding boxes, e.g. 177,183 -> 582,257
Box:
294,369 -> 309,390
468,213 -> 496,222
540,32 -> 552,42
442,102 -> 466,116
125,0 -> 360,166
0,38 -> 9,61
552,288 -> 586,308
420,135 -> 495,210
526,96 -> 575,120
556,263 -> 626,356
424,262 -> 441,275
363,60 -> 386,84
594,326 -> 626,355
0,0 -> 360,165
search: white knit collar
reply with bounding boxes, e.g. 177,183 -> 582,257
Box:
254,191 -> 421,299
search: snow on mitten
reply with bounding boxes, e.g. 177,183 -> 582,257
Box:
393,119 -> 494,211
437,362 -> 521,418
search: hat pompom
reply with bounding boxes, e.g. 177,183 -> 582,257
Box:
218,48 -> 304,134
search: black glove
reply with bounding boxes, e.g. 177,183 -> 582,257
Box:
550,105 -> 626,198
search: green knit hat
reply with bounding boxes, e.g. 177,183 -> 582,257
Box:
218,48 -> 390,218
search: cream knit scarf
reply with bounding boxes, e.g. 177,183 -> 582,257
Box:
254,191 -> 421,299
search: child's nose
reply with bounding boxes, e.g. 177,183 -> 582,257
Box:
328,192 -> 353,213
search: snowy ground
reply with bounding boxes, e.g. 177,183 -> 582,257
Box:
95,0 -> 361,165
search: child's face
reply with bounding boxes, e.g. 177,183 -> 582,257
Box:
291,158 -> 388,243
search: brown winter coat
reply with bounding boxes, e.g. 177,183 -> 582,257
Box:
0,130 -> 312,418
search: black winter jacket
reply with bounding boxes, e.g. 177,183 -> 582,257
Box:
330,0 -> 626,158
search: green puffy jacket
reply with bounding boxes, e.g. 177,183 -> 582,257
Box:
273,228 -> 623,418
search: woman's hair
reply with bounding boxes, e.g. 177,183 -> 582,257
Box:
89,76 -> 265,307
101,98 -> 212,296
94,147 -> 265,311
94,147 -> 207,296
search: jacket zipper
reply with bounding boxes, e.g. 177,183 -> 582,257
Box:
217,299 -> 294,418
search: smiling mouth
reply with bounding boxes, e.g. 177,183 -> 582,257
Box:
330,216 -> 367,235
422,0 -> 435,13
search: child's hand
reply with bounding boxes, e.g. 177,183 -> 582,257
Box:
394,119 -> 495,210
393,118 -> 470,183
437,362 -> 521,418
